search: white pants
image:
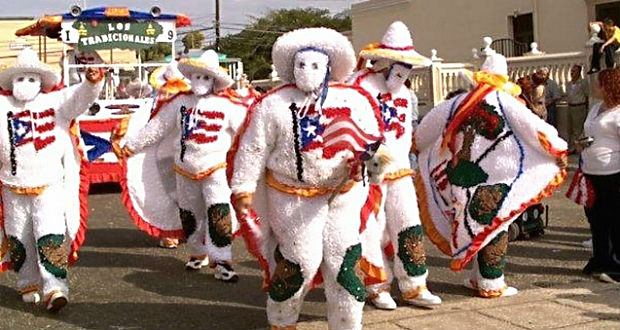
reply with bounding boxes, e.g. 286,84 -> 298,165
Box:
176,170 -> 237,262
362,176 -> 429,296
265,183 -> 367,330
2,181 -> 69,298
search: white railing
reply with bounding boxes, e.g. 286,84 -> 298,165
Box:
506,51 -> 588,94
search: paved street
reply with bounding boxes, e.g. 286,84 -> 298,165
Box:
0,167 -> 618,329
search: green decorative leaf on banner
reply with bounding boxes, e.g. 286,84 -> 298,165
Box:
446,159 -> 488,188
72,20 -> 163,50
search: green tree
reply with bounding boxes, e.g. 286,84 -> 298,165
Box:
182,31 -> 206,50
139,43 -> 172,62
219,8 -> 351,80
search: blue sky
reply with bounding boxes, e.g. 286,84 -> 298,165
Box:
9,1 -> 360,25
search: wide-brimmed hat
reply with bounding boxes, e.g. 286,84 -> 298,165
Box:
272,27 -> 356,83
0,48 -> 60,91
178,50 -> 233,92
358,21 -> 431,69
150,61 -> 191,95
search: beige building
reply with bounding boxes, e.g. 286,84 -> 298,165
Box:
352,0 -> 620,62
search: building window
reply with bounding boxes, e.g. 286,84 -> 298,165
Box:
596,1 -> 620,26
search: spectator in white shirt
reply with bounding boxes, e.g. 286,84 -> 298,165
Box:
566,65 -> 590,153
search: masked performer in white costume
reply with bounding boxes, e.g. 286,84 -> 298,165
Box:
117,50 -> 246,282
0,48 -> 103,311
229,28 -> 387,330
415,53 -> 567,298
349,21 -> 441,310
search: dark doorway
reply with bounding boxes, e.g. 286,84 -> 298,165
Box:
512,13 -> 534,46
596,1 -> 620,26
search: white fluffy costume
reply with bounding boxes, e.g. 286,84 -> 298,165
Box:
229,28 -> 385,330
0,48 -> 103,310
349,21 -> 441,309
414,54 -> 567,297
119,51 -> 246,279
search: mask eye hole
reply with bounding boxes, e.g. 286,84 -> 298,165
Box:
17,77 -> 24,82
298,62 -> 305,69
203,76 -> 210,81
312,63 -> 319,70
28,78 -> 36,83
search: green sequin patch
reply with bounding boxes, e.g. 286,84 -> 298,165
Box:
478,231 -> 508,279
8,236 -> 26,272
468,183 -> 510,225
207,203 -> 232,248
269,247 -> 304,302
397,226 -> 428,277
179,208 -> 197,239
336,243 -> 366,302
446,159 -> 489,188
37,234 -> 68,279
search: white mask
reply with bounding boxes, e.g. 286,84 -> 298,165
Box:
190,73 -> 214,96
293,50 -> 329,93
385,63 -> 412,93
12,73 -> 42,102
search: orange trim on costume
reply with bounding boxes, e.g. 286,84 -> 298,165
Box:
537,131 -> 568,158
265,170 -> 356,197
18,285 -> 39,295
478,286 -> 509,298
450,169 -> 566,271
383,168 -> 414,181
360,256 -> 388,286
402,285 -> 427,300
173,163 -> 226,181
413,170 -> 452,255
7,185 -> 47,196
472,71 -> 522,97
441,83 -> 495,153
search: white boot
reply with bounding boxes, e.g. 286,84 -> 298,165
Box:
214,262 -> 239,283
370,291 -> 397,310
185,255 -> 209,271
21,291 -> 40,304
403,288 -> 442,307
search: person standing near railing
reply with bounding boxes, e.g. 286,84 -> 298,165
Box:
566,65 -> 590,154
536,67 -> 562,128
587,18 -> 620,74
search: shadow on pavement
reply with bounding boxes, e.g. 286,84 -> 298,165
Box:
84,228 -> 156,249
0,283 -> 268,330
76,250 -> 180,271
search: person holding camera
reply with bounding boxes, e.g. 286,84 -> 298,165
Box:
579,68 -> 620,283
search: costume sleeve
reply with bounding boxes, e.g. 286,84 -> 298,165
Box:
124,99 -> 177,154
415,96 -> 461,151
228,103 -> 248,136
56,80 -> 104,122
230,102 -> 275,195
500,92 -> 567,158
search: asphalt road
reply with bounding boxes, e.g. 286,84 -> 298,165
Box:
0,169 -> 595,330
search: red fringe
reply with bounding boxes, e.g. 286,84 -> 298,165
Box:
237,210 -> 271,291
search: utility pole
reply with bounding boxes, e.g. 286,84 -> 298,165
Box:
215,0 -> 221,52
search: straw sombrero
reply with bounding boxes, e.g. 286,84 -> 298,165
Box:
178,50 -> 233,92
272,27 -> 356,83
150,61 -> 191,95
358,21 -> 431,69
0,48 -> 60,91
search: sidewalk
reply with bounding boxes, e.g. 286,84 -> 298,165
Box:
298,280 -> 619,330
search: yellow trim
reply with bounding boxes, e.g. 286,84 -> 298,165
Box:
478,286 -> 509,298
8,185 -> 47,196
384,168 -> 414,181
178,58 -> 229,76
173,163 -> 227,181
402,285 -> 427,300
265,170 -> 356,198
473,71 -> 522,97
413,170 -> 452,255
360,256 -> 388,284
360,49 -> 431,66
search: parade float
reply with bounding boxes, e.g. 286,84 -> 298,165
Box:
15,6 -> 191,184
